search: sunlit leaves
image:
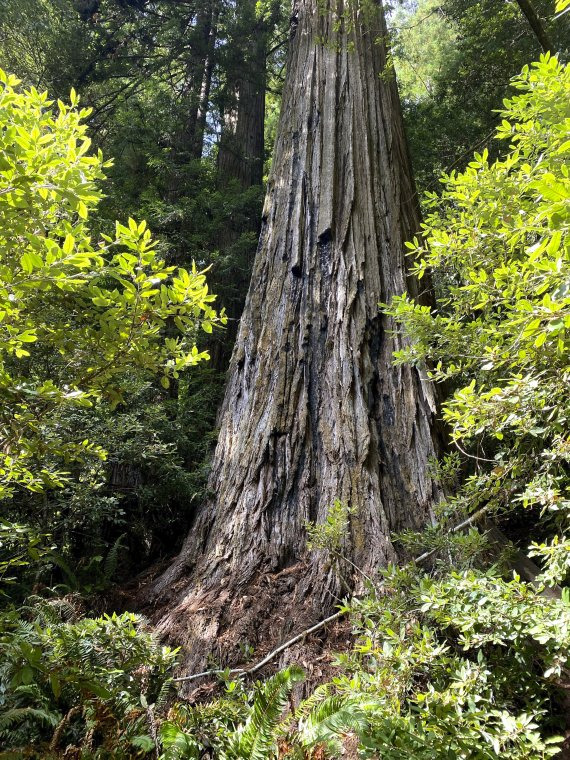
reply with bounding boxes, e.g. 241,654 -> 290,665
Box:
384,55 -> 570,587
0,70 -> 225,498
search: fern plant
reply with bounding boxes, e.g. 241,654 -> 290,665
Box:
222,666 -> 305,760
294,692 -> 373,756
160,667 -> 305,760
0,598 -> 177,757
160,667 -> 379,760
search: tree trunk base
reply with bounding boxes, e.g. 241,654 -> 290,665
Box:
136,0 -> 445,681
140,555 -> 359,684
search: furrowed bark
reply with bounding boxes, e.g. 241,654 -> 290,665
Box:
147,0 -> 442,676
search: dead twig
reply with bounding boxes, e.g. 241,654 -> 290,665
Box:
414,504 -> 492,565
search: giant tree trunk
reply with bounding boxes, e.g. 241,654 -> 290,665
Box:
148,0 -> 441,674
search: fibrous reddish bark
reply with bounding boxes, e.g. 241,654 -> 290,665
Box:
148,0 -> 441,675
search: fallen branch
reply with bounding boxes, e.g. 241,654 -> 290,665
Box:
50,706 -> 81,751
173,507 -> 488,685
172,610 -> 344,683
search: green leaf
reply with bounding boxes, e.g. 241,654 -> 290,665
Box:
62,234 -> 75,255
50,674 -> 61,699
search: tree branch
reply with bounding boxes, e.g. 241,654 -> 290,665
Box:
172,610 -> 344,683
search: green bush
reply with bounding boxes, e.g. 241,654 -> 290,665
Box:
0,69 -> 222,500
0,601 -> 176,756
385,54 -> 570,587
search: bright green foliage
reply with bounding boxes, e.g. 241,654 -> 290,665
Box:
385,55 -> 570,588
329,570 -> 565,759
306,500 -> 354,555
160,667 -> 305,760
418,570 -> 570,679
0,70 -> 222,499
0,600 -> 176,756
221,666 -> 305,760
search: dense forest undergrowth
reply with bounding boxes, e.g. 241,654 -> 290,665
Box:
0,0 -> 569,757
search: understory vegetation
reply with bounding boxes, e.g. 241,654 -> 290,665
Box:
0,0 -> 569,757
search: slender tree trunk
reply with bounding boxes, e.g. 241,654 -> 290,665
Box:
217,33 -> 266,188
148,0 -> 442,675
514,0 -> 554,54
193,19 -> 217,159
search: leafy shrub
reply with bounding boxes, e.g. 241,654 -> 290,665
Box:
0,68 -> 222,500
0,600 -> 176,756
384,54 -> 570,587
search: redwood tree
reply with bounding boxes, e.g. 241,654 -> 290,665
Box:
217,0 -> 271,189
149,0 -> 442,671
209,0 -> 276,372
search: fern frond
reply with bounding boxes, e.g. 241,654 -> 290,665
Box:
0,706 -> 60,731
278,682 -> 331,736
46,551 -> 79,590
224,666 -> 305,760
154,677 -> 175,711
293,683 -> 332,720
297,695 -> 374,755
104,534 -> 126,583
160,721 -> 200,759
